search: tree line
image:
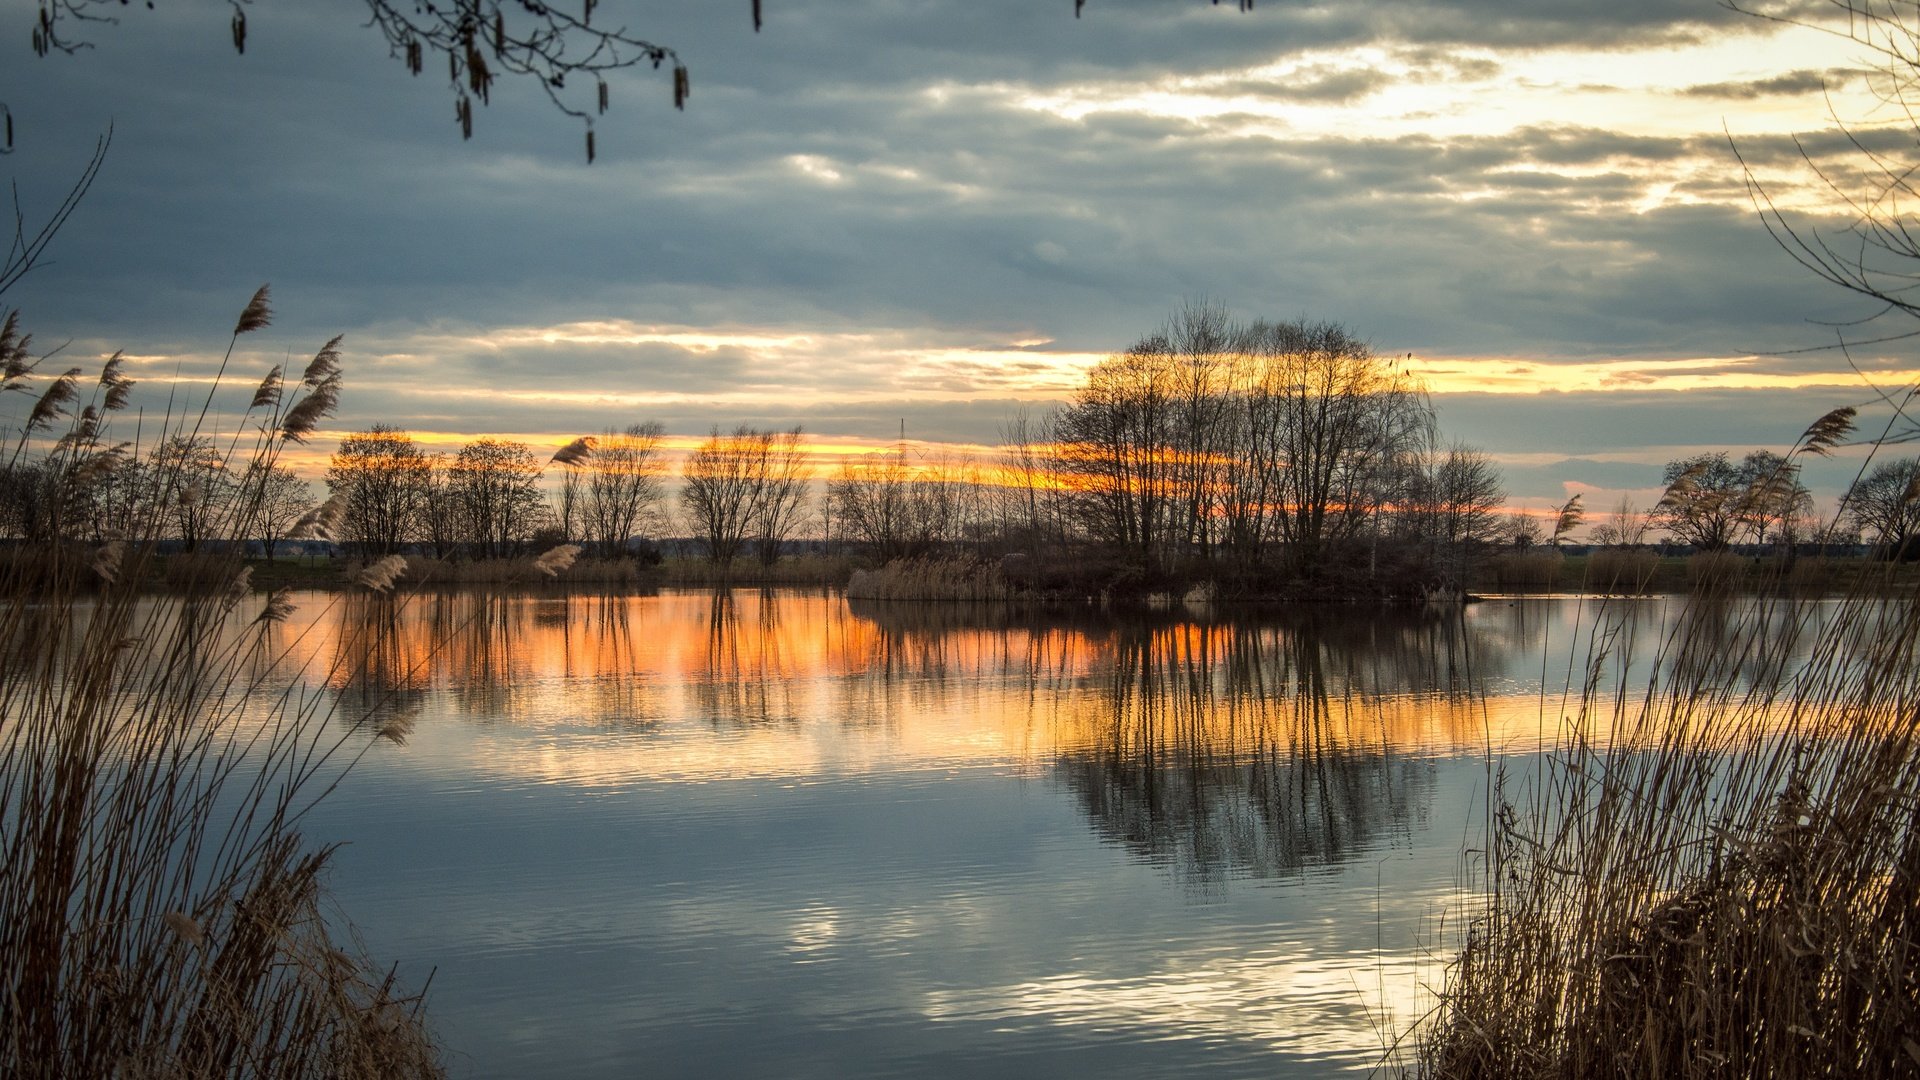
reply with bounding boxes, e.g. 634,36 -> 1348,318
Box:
9,301 -> 1919,575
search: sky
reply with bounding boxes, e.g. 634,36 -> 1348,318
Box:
2,0 -> 1916,523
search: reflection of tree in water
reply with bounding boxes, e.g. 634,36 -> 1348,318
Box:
564,594 -> 668,730
325,591 -> 670,735
1053,609 -> 1487,886
329,593 -> 431,742
692,589 -> 806,728
1658,596 -> 1829,704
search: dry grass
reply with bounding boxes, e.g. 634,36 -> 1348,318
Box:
1420,557 -> 1920,1076
844,556 -> 1014,601
0,299 -> 440,1076
1685,549 -> 1749,590
1583,548 -> 1660,595
1487,550 -> 1565,591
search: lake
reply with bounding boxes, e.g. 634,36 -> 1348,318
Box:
247,588 -> 1838,1078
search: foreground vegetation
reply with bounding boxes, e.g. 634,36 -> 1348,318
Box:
1417,538 -> 1920,1074
1415,369 -> 1920,1072
0,297 -> 441,1075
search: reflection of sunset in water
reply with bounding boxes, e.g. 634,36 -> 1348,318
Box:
141,588 -> 1866,1078
250,588 -> 1853,796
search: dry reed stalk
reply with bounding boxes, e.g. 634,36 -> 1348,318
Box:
0,300 -> 441,1077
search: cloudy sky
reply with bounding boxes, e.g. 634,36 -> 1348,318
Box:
1,0 -> 1914,517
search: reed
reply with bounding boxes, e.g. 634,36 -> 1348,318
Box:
844,556 -> 1014,601
1582,548 -> 1660,595
1487,550 -> 1564,592
0,299 -> 440,1076
1420,507 -> 1920,1070
1685,549 -> 1749,591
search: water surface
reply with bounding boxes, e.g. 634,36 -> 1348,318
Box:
236,589 -> 1844,1077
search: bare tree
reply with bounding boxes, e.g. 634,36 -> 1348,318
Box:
326,425 -> 431,556
752,427 -> 811,566
1051,342 -> 1180,570
1162,302 -> 1237,559
827,447 -> 967,562
449,438 -> 545,557
1049,309 -> 1432,577
1254,319 -> 1429,574
553,457 -> 586,544
1588,495 -> 1650,546
148,434 -> 231,551
416,454 -> 462,560
1413,443 -> 1507,547
1733,450 -> 1813,547
681,426 -> 769,567
1845,456 -> 1920,557
1502,511 -> 1546,549
1651,453 -> 1751,551
996,406 -> 1057,549
234,462 -> 311,561
582,423 -> 666,558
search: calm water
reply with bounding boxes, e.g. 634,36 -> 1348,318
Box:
224,590 -> 1839,1077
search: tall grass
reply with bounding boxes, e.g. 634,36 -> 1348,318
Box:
844,555 -> 1014,601
1487,550 -> 1564,592
1582,548 -> 1659,595
0,298 -> 440,1076
1421,538 -> 1920,1070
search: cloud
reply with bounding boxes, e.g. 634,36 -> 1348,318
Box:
1681,67 -> 1858,99
1,0 -> 1910,513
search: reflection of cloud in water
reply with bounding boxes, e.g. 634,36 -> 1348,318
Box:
920,943 -> 1422,1063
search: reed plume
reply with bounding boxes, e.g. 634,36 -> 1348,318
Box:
234,284 -> 273,335
550,435 -> 595,466
356,554 -> 410,593
532,543 -> 583,578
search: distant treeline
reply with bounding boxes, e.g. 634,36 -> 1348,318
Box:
4,303 -> 1915,595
